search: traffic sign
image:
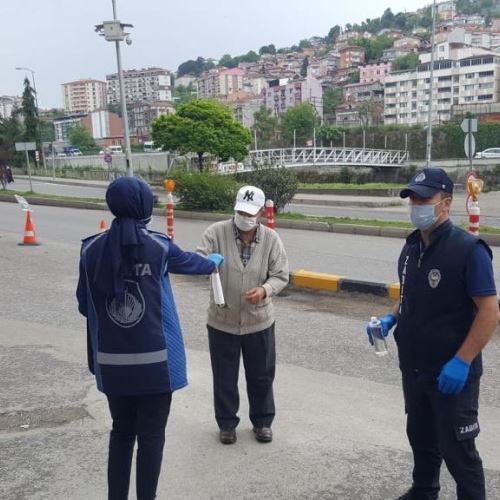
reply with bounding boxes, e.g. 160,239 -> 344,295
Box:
464,133 -> 476,159
15,142 -> 36,152
104,152 -> 113,165
461,118 -> 477,134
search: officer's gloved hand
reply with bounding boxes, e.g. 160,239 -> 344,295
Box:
366,314 -> 397,346
207,253 -> 224,268
437,356 -> 470,395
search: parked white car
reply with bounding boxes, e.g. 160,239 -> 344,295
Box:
475,148 -> 500,159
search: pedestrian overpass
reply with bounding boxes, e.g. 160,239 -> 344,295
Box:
218,147 -> 410,173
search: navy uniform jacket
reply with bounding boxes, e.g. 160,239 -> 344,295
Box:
394,220 -> 493,379
77,229 -> 215,396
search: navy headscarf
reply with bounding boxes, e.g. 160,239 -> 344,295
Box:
94,177 -> 154,299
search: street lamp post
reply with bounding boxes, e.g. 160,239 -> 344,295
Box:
426,0 -> 437,168
95,0 -> 134,176
15,67 -> 47,171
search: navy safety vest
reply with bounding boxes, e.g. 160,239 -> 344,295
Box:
77,229 -> 214,396
394,220 -> 492,379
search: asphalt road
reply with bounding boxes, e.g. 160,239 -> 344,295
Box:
1,203 -> 500,499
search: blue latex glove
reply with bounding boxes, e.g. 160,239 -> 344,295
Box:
207,253 -> 224,268
366,314 -> 397,346
437,356 -> 470,395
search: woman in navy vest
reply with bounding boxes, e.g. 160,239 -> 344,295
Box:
77,177 -> 222,500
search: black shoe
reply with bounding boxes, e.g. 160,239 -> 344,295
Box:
253,426 -> 273,443
396,490 -> 413,500
219,429 -> 236,444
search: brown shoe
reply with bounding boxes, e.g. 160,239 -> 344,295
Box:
253,427 -> 273,443
219,429 -> 237,444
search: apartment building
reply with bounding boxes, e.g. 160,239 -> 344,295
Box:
0,95 -> 22,118
128,101 -> 175,141
197,68 -> 245,99
106,68 -> 172,105
338,46 -> 366,70
437,1 -> 456,21
263,76 -> 323,118
231,97 -> 262,129
62,79 -> 107,114
383,49 -> 500,125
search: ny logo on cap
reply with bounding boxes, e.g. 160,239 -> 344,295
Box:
243,190 -> 254,202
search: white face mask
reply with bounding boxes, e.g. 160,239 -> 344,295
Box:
408,199 -> 447,231
234,212 -> 258,232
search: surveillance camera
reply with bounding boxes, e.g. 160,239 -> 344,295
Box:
126,36 -> 132,46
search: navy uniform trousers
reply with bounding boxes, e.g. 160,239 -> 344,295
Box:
207,323 -> 276,430
402,370 -> 485,500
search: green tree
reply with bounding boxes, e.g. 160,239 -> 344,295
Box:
0,116 -> 23,167
392,53 -> 420,71
68,123 -> 96,152
353,35 -> 393,63
323,88 -> 343,115
259,44 -> 276,55
299,39 -> 313,49
300,56 -> 309,77
317,124 -> 342,145
326,25 -> 341,44
177,57 -> 215,77
173,84 -> 196,107
347,70 -> 360,84
107,103 -> 122,117
21,77 -> 38,143
152,99 -> 252,171
252,106 -> 279,148
280,103 -> 320,146
219,53 -> 236,68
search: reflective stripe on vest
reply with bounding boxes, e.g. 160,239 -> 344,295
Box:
97,349 -> 167,366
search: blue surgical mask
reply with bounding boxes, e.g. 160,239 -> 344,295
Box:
409,200 -> 446,230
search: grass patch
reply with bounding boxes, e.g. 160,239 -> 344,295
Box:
298,183 -> 406,190
0,189 -> 105,205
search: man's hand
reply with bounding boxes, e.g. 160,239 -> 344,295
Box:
365,313 -> 397,345
437,356 -> 471,395
245,287 -> 266,305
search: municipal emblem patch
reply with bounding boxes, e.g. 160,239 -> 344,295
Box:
106,280 -> 145,328
415,172 -> 426,183
428,269 -> 441,289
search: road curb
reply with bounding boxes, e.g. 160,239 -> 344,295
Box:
290,270 -> 400,299
1,194 -> 500,246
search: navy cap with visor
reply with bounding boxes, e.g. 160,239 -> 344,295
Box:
400,168 -> 454,199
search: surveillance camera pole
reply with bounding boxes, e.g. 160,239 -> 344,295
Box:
96,0 -> 134,176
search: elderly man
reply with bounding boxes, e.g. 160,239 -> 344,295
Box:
198,185 -> 289,445
368,168 -> 498,500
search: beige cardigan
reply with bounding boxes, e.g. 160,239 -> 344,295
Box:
197,219 -> 289,334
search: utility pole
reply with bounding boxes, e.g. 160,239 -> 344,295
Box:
426,0 -> 437,168
95,0 -> 134,176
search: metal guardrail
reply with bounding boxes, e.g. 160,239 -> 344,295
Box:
218,147 -> 410,173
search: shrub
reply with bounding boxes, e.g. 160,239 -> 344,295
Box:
170,170 -> 239,211
235,165 -> 299,212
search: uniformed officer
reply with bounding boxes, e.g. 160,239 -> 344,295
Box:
76,177 -> 223,500
368,168 -> 498,500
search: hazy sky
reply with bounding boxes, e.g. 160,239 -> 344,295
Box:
1,0 -> 430,108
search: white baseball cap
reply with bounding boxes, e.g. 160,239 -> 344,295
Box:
234,185 -> 265,216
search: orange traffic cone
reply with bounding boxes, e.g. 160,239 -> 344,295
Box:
99,219 -> 107,232
19,211 -> 40,246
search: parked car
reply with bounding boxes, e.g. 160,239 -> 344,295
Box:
109,145 -> 123,154
475,148 -> 500,159
63,146 -> 82,156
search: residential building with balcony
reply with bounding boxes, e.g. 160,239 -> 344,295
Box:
383,50 -> 500,125
0,95 -> 22,118
128,101 -> 174,142
339,46 -> 366,70
62,79 -> 107,114
263,76 -> 323,118
360,63 -> 392,84
106,67 -> 172,105
196,68 -> 245,99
